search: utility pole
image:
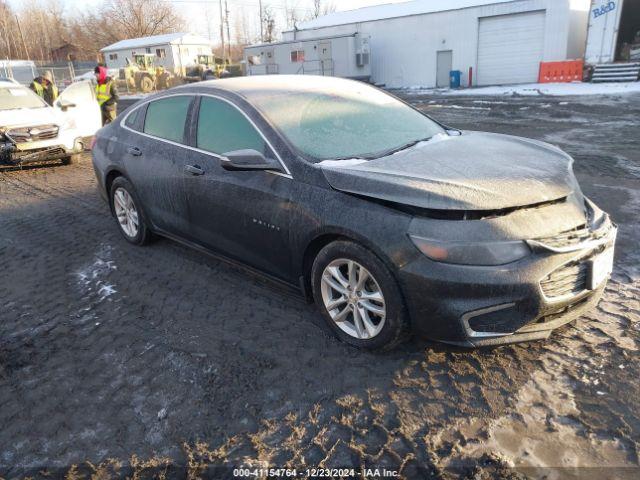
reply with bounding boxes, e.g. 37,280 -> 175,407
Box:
218,0 -> 226,65
225,0 -> 231,62
259,0 -> 264,43
15,15 -> 29,61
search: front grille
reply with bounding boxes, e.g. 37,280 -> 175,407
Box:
540,257 -> 590,299
538,244 -> 612,300
534,223 -> 611,250
538,295 -> 592,324
6,124 -> 59,143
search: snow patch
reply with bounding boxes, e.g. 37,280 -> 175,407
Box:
76,245 -> 117,301
428,104 -> 491,111
317,133 -> 455,167
73,69 -> 119,83
317,158 -> 368,168
404,82 -> 640,97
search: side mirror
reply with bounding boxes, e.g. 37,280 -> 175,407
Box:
57,99 -> 76,112
220,149 -> 280,172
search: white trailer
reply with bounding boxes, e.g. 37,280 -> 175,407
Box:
244,33 -> 372,81
585,0 -> 640,64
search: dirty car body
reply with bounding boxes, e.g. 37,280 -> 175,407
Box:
0,80 -> 101,167
91,76 -> 616,348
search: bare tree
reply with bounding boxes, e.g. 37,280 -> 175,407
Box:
1,0 -> 185,63
65,0 -> 183,61
101,0 -> 184,39
311,0 -> 336,19
0,1 -> 17,59
283,0 -> 300,30
262,5 -> 276,43
234,7 -> 250,46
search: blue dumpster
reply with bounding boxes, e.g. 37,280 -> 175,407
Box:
450,70 -> 462,89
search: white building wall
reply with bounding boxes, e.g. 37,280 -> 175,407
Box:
104,43 -> 213,74
283,0 -> 581,88
567,3 -> 591,59
245,35 -> 371,78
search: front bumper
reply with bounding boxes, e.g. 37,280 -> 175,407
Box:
399,221 -> 617,347
0,142 -> 73,166
1,132 -> 85,167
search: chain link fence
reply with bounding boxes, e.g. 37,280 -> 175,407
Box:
1,60 -> 97,89
0,60 -> 38,85
34,61 -> 95,90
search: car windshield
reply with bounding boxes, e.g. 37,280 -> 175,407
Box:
0,86 -> 47,110
246,81 -> 445,162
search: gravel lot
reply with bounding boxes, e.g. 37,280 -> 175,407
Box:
1,92 -> 639,479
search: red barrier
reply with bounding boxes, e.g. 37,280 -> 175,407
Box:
538,60 -> 584,83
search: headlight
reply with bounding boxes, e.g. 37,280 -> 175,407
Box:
409,236 -> 531,266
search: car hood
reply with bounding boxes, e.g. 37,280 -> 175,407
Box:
320,131 -> 580,211
0,106 -> 58,129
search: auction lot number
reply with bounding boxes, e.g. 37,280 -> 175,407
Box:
233,468 -> 399,478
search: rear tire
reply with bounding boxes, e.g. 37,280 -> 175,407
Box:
311,240 -> 410,350
109,176 -> 153,246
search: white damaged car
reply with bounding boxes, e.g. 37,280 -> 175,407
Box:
0,79 -> 101,167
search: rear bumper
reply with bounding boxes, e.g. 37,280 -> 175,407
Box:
399,226 -> 617,347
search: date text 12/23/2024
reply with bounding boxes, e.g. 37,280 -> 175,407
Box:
233,468 -> 400,478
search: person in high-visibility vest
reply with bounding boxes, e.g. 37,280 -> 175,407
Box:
29,70 -> 58,106
94,65 -> 119,126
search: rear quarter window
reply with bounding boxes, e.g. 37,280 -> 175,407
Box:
124,105 -> 144,131
143,96 -> 192,143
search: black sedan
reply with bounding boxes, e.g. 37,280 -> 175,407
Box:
91,76 -> 617,349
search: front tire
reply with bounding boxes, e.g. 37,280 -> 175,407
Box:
311,241 -> 410,350
139,75 -> 154,93
62,154 -> 81,165
110,177 -> 153,246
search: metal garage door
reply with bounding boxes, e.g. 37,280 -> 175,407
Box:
477,11 -> 546,86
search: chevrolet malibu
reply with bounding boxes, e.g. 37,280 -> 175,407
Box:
91,76 -> 617,349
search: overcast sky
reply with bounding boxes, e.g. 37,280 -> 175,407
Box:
7,0 -> 409,44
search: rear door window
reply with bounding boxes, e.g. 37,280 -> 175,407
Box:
144,96 -> 192,143
196,96 -> 272,157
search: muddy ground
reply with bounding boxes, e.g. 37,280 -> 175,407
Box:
0,92 -> 638,479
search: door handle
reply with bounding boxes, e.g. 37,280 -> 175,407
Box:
184,164 -> 205,176
127,146 -> 142,156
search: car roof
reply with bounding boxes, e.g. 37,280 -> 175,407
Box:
178,75 -> 371,96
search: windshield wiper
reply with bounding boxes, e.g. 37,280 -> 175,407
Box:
374,136 -> 435,158
326,135 -> 438,163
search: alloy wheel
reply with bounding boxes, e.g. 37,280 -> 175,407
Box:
113,187 -> 139,238
320,259 -> 386,340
